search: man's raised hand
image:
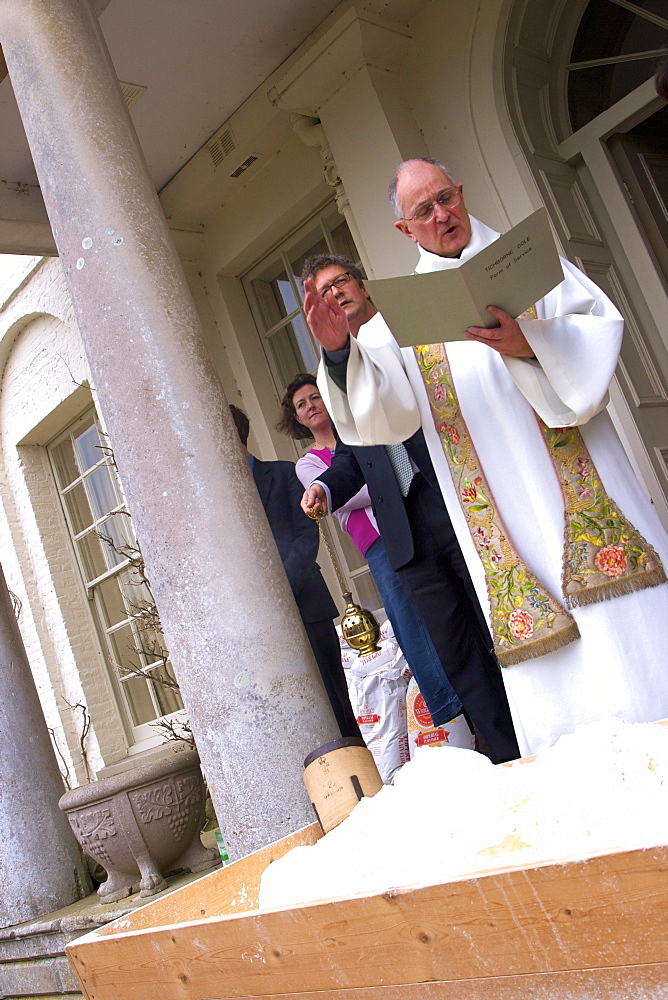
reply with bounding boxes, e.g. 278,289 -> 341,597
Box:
303,277 -> 350,352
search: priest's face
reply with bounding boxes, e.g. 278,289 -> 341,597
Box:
313,265 -> 376,336
393,162 -> 472,257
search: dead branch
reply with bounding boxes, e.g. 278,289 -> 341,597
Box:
48,727 -> 72,789
8,589 -> 21,620
150,715 -> 195,748
63,699 -> 92,782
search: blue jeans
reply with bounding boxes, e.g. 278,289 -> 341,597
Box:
365,536 -> 462,726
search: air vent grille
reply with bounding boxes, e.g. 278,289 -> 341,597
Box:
119,81 -> 146,109
207,128 -> 236,168
230,154 -> 258,178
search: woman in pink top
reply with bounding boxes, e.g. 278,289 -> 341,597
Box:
289,387 -> 379,560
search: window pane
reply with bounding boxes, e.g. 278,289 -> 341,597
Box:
267,317 -> 320,389
134,615 -> 169,664
109,621 -> 143,674
64,481 -> 94,535
94,529 -> 126,574
85,464 -> 122,520
571,0 -> 667,64
99,511 -> 135,561
288,234 -> 328,292
119,567 -> 153,616
149,662 -> 183,716
122,675 -> 159,726
251,267 -> 296,331
330,219 -> 360,265
97,575 -> 128,629
76,531 -> 108,583
291,312 -> 320,373
51,437 -> 80,490
569,58 -> 665,132
74,421 -> 105,473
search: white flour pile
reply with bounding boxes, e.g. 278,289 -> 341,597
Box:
259,718 -> 668,910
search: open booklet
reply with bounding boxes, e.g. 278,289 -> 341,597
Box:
365,208 -> 564,347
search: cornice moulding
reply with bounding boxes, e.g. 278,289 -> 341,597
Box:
268,6 -> 412,116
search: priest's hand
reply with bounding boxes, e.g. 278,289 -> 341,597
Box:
301,484 -> 329,517
466,306 -> 534,357
303,277 -> 350,352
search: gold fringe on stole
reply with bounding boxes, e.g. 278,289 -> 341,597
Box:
415,344 -> 580,667
539,422 -> 667,609
497,618 -> 581,667
567,567 -> 667,607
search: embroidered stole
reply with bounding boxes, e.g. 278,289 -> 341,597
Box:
415,342 -> 666,667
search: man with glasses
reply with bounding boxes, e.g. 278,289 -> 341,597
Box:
300,252 -> 520,764
304,158 -> 668,759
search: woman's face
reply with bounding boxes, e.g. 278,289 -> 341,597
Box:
291,383 -> 330,435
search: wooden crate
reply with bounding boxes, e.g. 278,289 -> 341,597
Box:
67,825 -> 668,1000
67,723 -> 668,1000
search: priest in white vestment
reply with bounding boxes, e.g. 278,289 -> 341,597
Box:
305,158 -> 668,757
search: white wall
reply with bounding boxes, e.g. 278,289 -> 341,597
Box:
0,259 -> 127,783
399,0 -> 539,229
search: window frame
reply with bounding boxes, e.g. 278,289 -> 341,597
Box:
48,407 -> 186,749
565,0 -> 668,135
241,200 -> 382,612
242,200 -> 360,390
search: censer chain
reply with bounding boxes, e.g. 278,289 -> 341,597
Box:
309,510 -> 348,596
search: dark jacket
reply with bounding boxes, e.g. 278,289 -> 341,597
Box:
317,429 -> 440,571
252,458 -> 338,623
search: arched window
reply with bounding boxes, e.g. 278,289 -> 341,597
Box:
568,0 -> 668,132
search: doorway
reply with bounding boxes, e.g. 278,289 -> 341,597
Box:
505,0 -> 668,525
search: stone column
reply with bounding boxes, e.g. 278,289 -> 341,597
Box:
0,0 -> 338,859
270,7 -> 429,278
0,566 -> 89,927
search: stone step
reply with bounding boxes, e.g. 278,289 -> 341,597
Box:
0,956 -> 83,998
0,918 -> 88,1000
4,995 -> 82,1000
0,836 -> 221,1000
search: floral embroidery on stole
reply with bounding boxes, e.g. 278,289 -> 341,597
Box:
541,424 -> 666,606
515,304 -> 664,606
416,343 -> 579,666
415,342 -> 666,667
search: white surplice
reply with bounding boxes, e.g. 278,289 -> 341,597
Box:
318,217 -> 668,756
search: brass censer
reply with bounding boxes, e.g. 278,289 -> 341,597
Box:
306,502 -> 381,655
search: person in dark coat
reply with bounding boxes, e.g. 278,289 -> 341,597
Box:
229,404 -> 360,738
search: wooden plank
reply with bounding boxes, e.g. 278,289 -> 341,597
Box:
89,823 -> 322,936
68,844 -> 668,1000
141,963 -> 668,1000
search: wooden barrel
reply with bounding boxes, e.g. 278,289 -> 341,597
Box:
303,737 -> 383,834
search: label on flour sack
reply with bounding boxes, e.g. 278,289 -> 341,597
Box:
357,714 -> 381,725
406,677 -> 475,756
416,728 -> 449,746
412,692 -> 434,728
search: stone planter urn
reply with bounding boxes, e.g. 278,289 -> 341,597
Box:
59,743 -> 219,903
